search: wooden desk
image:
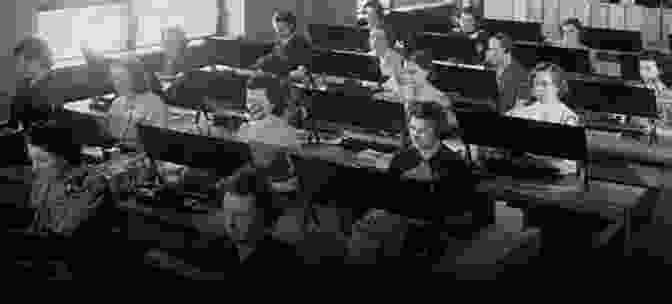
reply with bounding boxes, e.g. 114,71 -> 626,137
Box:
65,96 -> 672,256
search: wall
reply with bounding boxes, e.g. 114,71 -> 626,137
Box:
2,0 -> 359,105
1,0 -> 39,98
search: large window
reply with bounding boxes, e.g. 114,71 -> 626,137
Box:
134,0 -> 219,47
37,0 -> 220,61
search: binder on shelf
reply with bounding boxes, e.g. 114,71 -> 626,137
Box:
513,0 -> 528,22
625,4 -> 644,32
484,0 -> 515,20
609,3 -> 626,30
527,0 -> 544,22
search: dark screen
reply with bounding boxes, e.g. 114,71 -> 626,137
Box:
309,89 -> 406,135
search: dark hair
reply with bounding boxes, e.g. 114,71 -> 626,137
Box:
14,36 -> 54,69
490,32 -> 513,54
29,125 -> 83,166
363,0 -> 385,19
560,18 -> 583,42
218,165 -> 277,226
407,100 -> 454,139
109,56 -> 152,94
529,62 -> 570,99
561,18 -> 583,32
273,10 -> 297,32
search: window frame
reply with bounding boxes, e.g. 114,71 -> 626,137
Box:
37,0 -> 224,64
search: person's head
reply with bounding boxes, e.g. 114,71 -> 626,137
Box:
529,62 -> 569,103
109,56 -> 152,97
402,50 -> 434,87
458,6 -> 481,34
14,36 -> 54,81
560,18 -> 582,45
369,28 -> 392,55
363,0 -> 385,27
218,166 -> 275,243
161,25 -> 188,60
638,50 -> 663,83
407,101 -> 448,151
273,10 -> 297,40
28,125 -> 82,173
485,32 -> 513,68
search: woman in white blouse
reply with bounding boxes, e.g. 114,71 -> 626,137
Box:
506,62 -> 580,175
400,50 -> 453,110
370,28 -> 404,92
106,56 -> 169,149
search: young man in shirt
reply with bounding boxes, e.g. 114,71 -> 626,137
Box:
348,101 -> 492,266
484,32 -> 530,113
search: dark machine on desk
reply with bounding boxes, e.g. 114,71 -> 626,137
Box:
410,32 -> 481,64
513,43 -> 593,75
310,49 -> 387,87
456,110 -> 589,185
308,23 -> 370,53
481,19 -> 544,44
136,124 -> 253,211
431,63 -> 499,109
566,78 -> 659,144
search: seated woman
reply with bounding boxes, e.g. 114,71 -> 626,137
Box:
632,50 -> 672,131
236,90 -> 301,195
505,62 -> 580,176
347,101 -> 491,266
159,25 -> 190,77
105,56 -> 169,150
453,6 -> 488,61
547,18 -> 588,50
399,50 -> 453,109
369,28 -> 404,92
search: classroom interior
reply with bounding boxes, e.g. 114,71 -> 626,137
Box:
3,0 -> 672,280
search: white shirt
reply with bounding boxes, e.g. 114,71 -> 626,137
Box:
237,115 -> 301,149
107,92 -> 169,145
507,100 -> 580,175
376,48 -> 404,90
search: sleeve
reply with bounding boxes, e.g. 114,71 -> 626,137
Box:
387,151 -> 407,177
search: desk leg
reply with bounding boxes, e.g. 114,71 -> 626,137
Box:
624,208 -> 631,257
640,169 -> 672,261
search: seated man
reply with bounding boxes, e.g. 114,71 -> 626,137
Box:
181,166 -> 304,277
347,101 -> 492,266
249,10 -> 311,124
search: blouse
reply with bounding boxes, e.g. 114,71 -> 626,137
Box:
106,92 -> 169,147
